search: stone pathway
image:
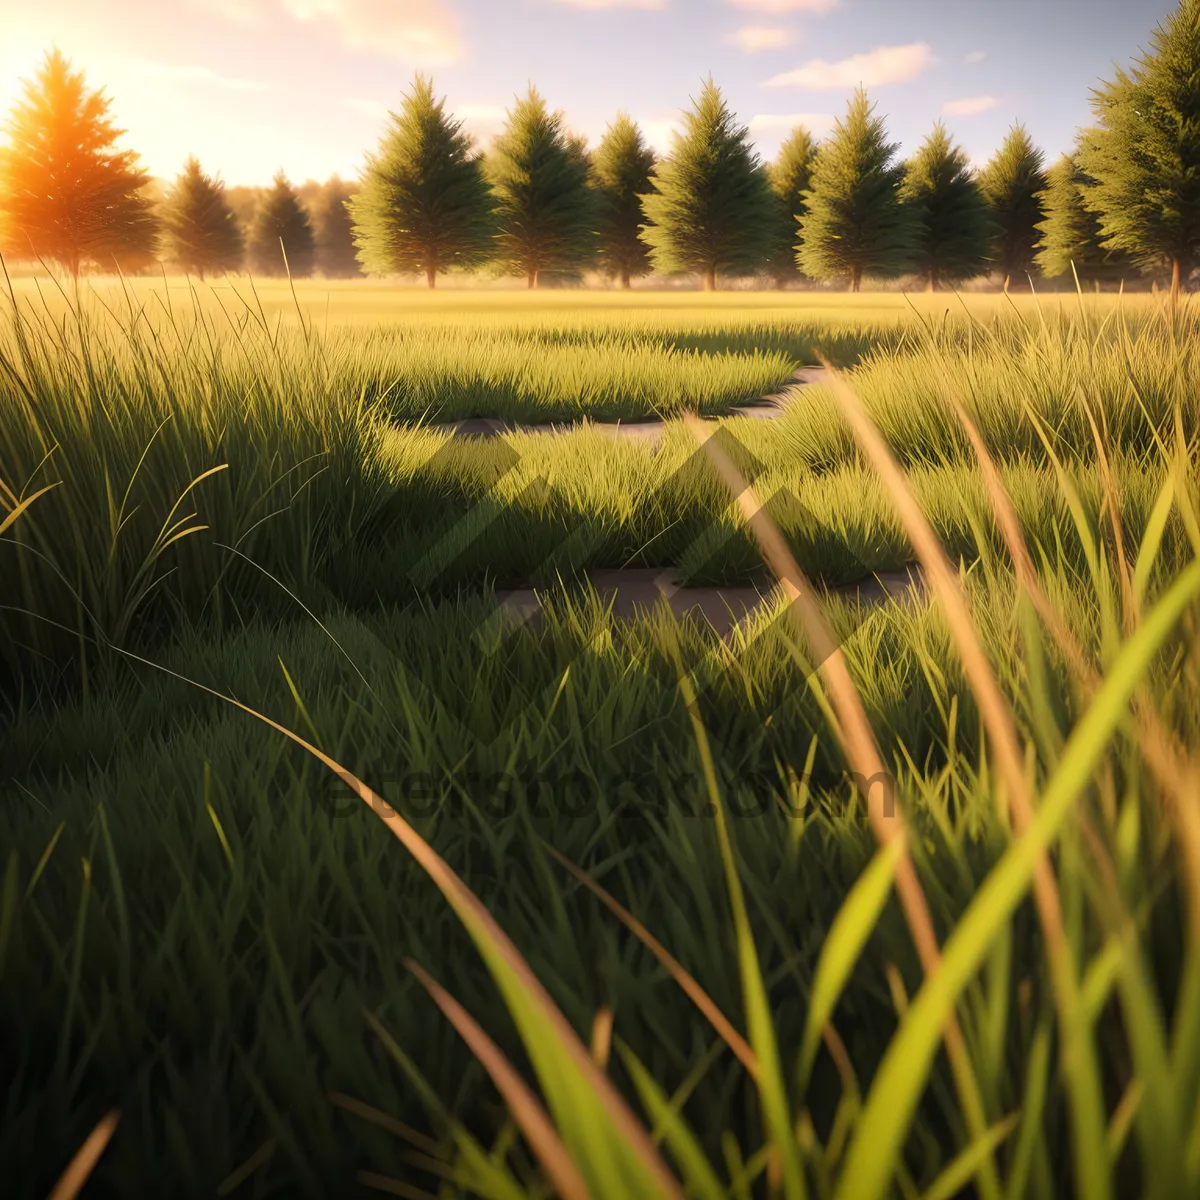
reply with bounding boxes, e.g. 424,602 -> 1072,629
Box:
430,366 -> 830,443
496,564 -> 924,636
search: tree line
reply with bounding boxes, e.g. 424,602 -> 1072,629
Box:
1,0 -> 1198,297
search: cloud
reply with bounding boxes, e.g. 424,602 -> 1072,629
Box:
731,25 -> 798,53
747,111 -> 835,137
638,112 -> 684,155
942,94 -> 1000,117
965,50 -> 986,64
764,42 -> 932,89
455,103 -> 508,148
728,0 -> 839,13
191,0 -> 463,64
547,0 -> 668,7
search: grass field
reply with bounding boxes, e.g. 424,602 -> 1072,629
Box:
2,277 -> 1199,1198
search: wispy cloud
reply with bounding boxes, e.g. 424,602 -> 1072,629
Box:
764,42 -> 933,89
728,0 -> 839,13
731,25 -> 798,53
192,0 -> 463,65
942,94 -> 1000,117
455,103 -> 508,148
638,112 -> 684,155
547,0 -> 668,7
965,50 -> 986,64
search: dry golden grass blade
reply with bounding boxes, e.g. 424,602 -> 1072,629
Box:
821,1022 -> 860,1103
684,414 -> 1003,1200
591,1005 -> 614,1072
820,362 -> 1069,902
818,360 -> 1041,834
544,842 -> 758,1076
817,359 -> 1104,1199
941,379 -> 1200,936
47,1109 -> 120,1200
404,958 -> 591,1200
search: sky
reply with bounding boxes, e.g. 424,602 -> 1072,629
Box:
0,0 -> 1181,187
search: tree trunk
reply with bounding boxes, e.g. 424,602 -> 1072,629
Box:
1002,274 -> 1011,294
528,268 -> 538,289
703,268 -> 717,292
621,270 -> 631,290
927,265 -> 938,293
849,265 -> 862,293
426,264 -> 437,289
1171,257 -> 1182,305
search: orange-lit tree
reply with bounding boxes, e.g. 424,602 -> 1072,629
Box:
0,49 -> 157,277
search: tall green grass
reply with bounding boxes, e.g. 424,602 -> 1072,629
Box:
2,282 -> 1199,1196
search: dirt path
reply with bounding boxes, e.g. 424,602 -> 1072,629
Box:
432,366 -> 829,443
497,564 -> 923,636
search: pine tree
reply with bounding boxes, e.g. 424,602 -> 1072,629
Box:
487,88 -> 596,288
766,126 -> 819,286
1035,148 -> 1133,283
591,114 -> 655,288
640,79 -> 773,291
348,76 -> 493,287
313,177 -> 362,278
0,50 -> 157,277
1077,0 -> 1200,300
798,89 -> 915,292
978,124 -> 1048,288
899,122 -> 992,291
247,173 -> 315,277
161,157 -> 242,279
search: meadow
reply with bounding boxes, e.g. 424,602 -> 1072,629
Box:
2,277 -> 1199,1199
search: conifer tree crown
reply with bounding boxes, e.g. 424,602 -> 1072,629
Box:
163,157 -> 243,279
1077,0 -> 1200,293
640,78 -> 774,289
0,49 -> 157,275
348,75 -> 493,286
486,87 -> 596,287
978,124 -> 1048,283
247,172 -> 315,277
798,88 -> 915,291
899,121 -> 992,290
591,113 -> 656,287
766,126 -> 819,284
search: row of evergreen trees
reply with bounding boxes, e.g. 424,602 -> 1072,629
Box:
2,0 -> 1198,294
0,51 -> 362,281
167,167 -> 362,280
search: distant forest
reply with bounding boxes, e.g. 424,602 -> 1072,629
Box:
2,0 -> 1198,293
